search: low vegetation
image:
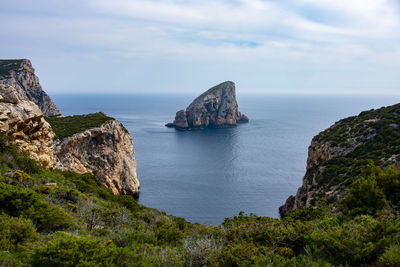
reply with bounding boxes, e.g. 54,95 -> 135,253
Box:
1,132 -> 400,266
0,59 -> 25,78
45,112 -> 114,140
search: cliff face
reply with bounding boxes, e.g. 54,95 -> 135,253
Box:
279,103 -> 400,217
53,118 -> 140,197
166,81 -> 248,130
0,59 -> 61,117
0,84 -> 55,167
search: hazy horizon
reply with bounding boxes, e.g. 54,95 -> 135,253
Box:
1,0 -> 400,95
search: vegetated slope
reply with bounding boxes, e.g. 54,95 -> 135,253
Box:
46,112 -> 114,140
280,103 -> 400,217
2,102 -> 400,265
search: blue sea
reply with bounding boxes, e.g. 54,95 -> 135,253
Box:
51,93 -> 399,225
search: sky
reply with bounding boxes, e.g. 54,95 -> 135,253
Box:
1,0 -> 400,94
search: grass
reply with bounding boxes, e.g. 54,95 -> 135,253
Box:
45,112 -> 114,140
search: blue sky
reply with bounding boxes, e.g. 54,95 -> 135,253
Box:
1,0 -> 400,94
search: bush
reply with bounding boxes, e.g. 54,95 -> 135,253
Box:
309,215 -> 400,265
32,232 -> 121,267
46,113 -> 114,140
0,183 -> 73,232
0,213 -> 38,251
379,244 -> 400,265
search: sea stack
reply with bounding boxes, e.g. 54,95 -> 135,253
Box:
166,81 -> 248,130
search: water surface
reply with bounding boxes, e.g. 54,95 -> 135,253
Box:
52,93 -> 398,225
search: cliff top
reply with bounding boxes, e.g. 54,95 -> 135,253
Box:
313,102 -> 400,188
46,112 -> 115,140
0,59 -> 31,79
192,81 -> 234,103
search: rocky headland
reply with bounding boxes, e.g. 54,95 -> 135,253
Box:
279,103 -> 400,217
49,114 -> 140,196
0,59 -> 62,117
166,81 -> 248,130
0,59 -> 139,196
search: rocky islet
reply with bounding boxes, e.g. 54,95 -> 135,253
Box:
166,81 -> 249,130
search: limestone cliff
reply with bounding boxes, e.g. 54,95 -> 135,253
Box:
0,84 -> 55,167
279,103 -> 400,217
50,115 -> 140,197
0,59 -> 61,117
166,81 -> 248,130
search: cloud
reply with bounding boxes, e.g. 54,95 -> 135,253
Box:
0,0 -> 399,93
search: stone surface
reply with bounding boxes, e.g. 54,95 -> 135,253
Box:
54,119 -> 140,196
166,81 -> 248,130
0,59 -> 62,117
0,94 -> 55,167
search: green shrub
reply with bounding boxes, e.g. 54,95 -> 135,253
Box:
309,215 -> 400,265
0,213 -> 38,251
32,232 -> 121,267
46,113 -> 114,140
0,183 -> 73,232
0,133 -> 42,174
379,244 -> 400,265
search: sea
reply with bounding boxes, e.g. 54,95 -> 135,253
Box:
51,93 -> 399,225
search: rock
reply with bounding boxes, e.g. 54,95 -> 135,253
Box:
279,103 -> 400,218
54,119 -> 140,197
166,81 -> 248,130
0,84 -> 20,103
172,110 -> 189,129
0,96 -> 55,167
0,59 -> 62,117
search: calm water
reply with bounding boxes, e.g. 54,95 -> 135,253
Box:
51,93 -> 398,225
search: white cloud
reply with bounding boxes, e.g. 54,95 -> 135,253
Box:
1,0 -> 400,93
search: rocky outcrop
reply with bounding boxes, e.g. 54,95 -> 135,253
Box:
0,59 -> 61,117
53,119 -> 140,197
279,103 -> 400,218
0,84 -> 55,167
166,81 -> 248,130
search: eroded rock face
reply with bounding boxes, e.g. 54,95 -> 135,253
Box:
54,119 -> 140,196
278,104 -> 399,218
166,81 -> 248,130
0,59 -> 62,117
0,89 -> 55,167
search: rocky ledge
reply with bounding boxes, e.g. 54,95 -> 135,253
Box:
0,59 -> 62,117
166,81 -> 248,130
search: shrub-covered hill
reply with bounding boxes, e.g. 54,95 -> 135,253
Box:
281,102 -> 400,217
45,112 -> 115,140
1,133 -> 400,265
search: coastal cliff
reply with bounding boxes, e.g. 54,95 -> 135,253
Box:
279,103 -> 400,217
0,84 -> 55,167
166,81 -> 248,130
0,59 -> 61,117
0,58 -> 140,196
47,113 -> 140,197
